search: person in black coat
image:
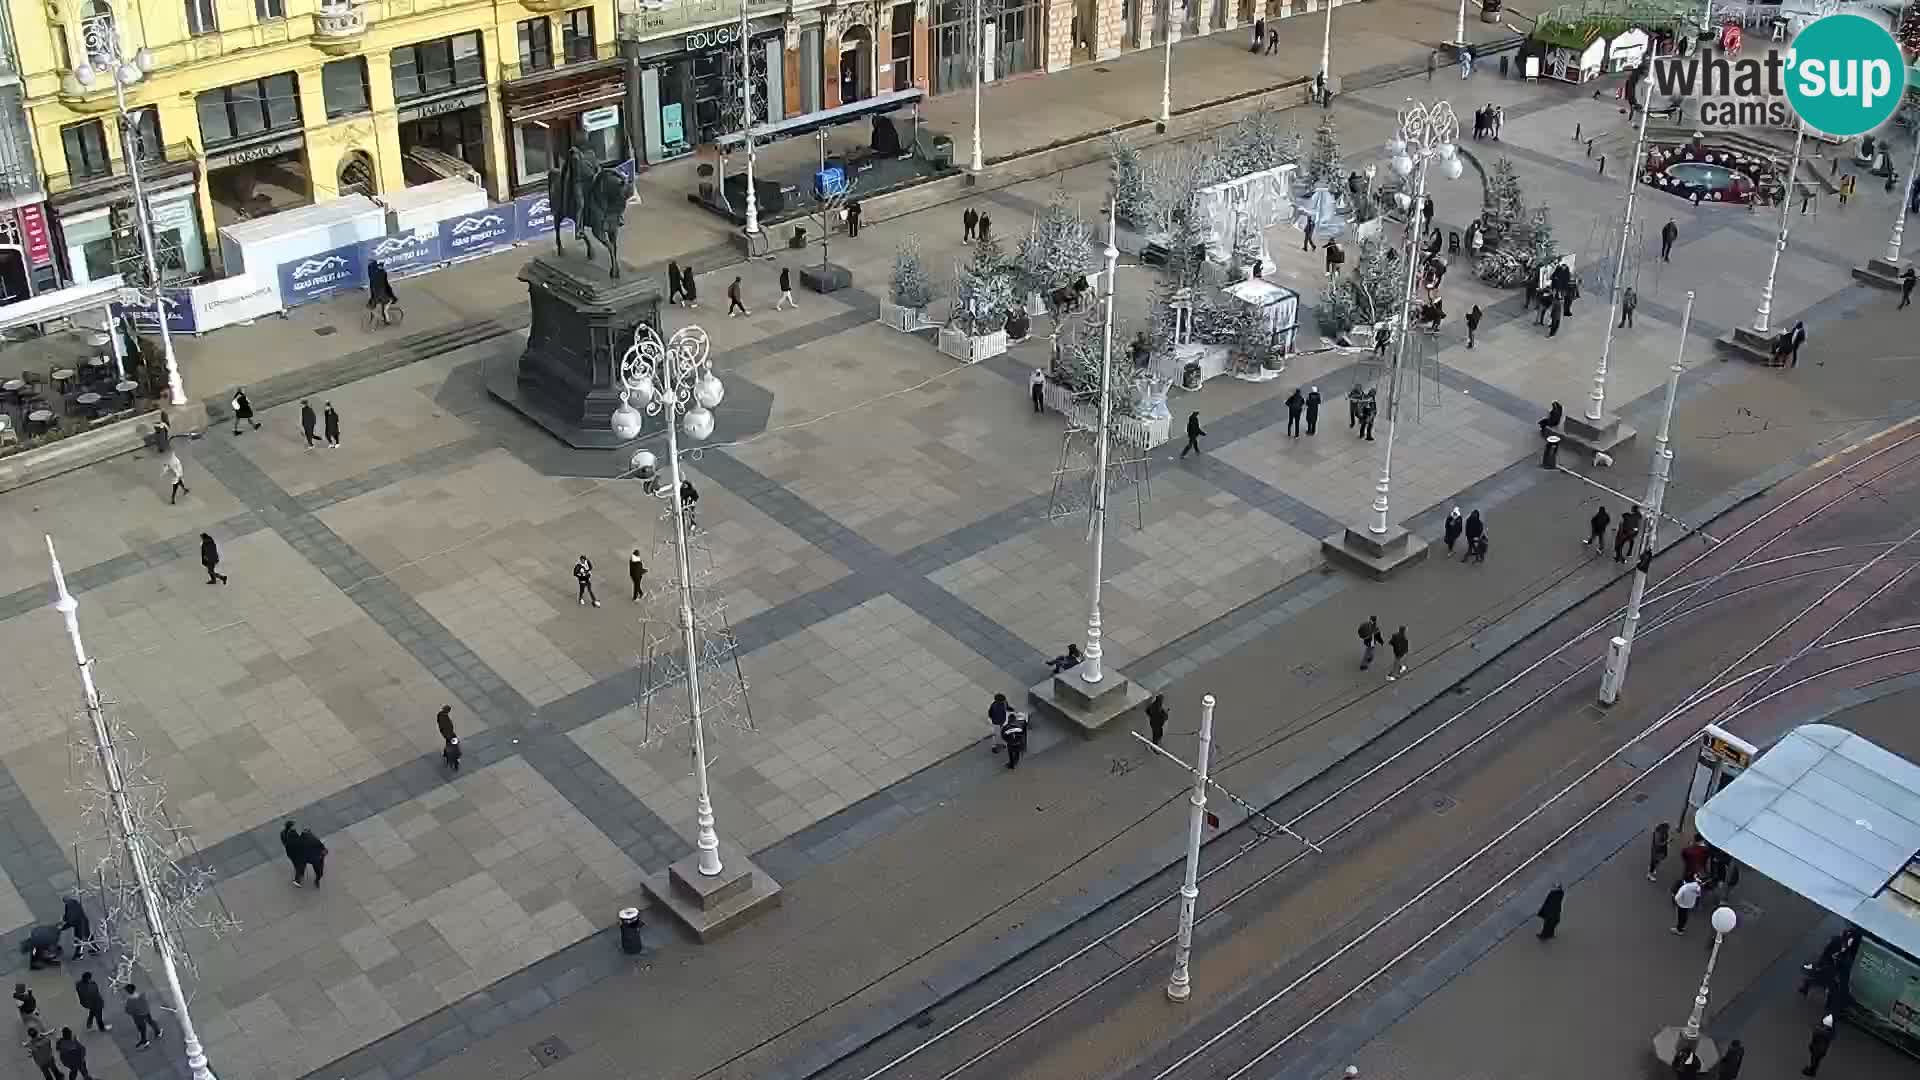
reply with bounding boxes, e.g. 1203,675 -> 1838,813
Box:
1539,401 -> 1563,438
1719,1039 -> 1745,1080
987,692 -> 1011,753
280,820 -> 306,884
1145,694 -> 1168,745
1304,387 -> 1322,435
629,549 -> 648,602
977,213 -> 993,245
21,925 -> 62,969
298,829 -> 328,888
1588,505 -> 1611,549
1285,389 -> 1305,437
845,199 -> 862,237
666,259 -> 684,305
323,403 -> 341,448
1462,511 -> 1484,560
73,973 -> 107,1032
1443,507 -> 1464,553
963,206 -> 979,243
60,897 -> 92,959
301,400 -> 319,449
1804,1015 -> 1834,1076
776,266 -> 796,311
200,533 -> 228,585
999,709 -> 1027,769
56,1028 -> 92,1080
1536,883 -> 1564,939
681,265 -> 698,308
1181,411 -> 1206,457
230,388 -> 258,435
1388,625 -> 1410,678
1614,505 -> 1644,562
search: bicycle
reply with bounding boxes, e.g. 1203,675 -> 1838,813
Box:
365,300 -> 405,331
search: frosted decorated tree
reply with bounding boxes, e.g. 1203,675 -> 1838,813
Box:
1480,157 -> 1527,249
949,232 -> 1017,336
1304,114 -> 1343,189
1900,3 -> 1920,59
890,238 -> 935,309
1528,205 -> 1560,278
1317,237 -> 1401,335
1222,102 -> 1302,177
1019,191 -> 1094,300
1108,134 -> 1153,224
1050,321 -> 1140,417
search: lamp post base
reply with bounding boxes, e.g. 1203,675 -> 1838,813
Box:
1652,1027 -> 1721,1073
1555,412 -> 1638,460
1321,524 -> 1429,581
1852,256 -> 1911,290
1716,326 -> 1788,366
1027,665 -> 1152,736
641,842 -> 783,943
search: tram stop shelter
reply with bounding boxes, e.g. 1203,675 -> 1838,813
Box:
1696,724 -> 1920,1056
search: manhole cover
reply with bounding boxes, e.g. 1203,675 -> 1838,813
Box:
530,1036 -> 573,1068
1430,795 -> 1458,815
313,325 -> 337,337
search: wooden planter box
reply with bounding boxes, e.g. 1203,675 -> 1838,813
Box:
937,327 -> 1008,364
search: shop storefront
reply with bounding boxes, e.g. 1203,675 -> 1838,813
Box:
931,0 -> 1042,94
49,162 -> 208,289
503,58 -> 630,194
392,31 -> 494,189
636,16 -> 785,164
0,203 -> 57,300
197,72 -> 314,225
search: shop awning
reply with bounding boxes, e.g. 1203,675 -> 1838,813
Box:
1696,724 -> 1920,957
0,275 -> 125,335
714,88 -> 926,151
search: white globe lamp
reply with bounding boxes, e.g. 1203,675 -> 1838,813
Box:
610,398 -> 643,441
683,406 -> 715,441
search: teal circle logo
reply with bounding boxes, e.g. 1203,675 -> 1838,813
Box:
1785,14 -> 1907,137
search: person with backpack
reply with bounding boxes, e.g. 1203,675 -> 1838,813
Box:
776,266 -> 796,311
1000,709 -> 1028,769
298,828 -> 328,888
1358,616 -> 1384,670
1388,626 -> 1410,679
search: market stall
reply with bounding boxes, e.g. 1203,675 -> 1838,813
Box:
1222,276 -> 1300,369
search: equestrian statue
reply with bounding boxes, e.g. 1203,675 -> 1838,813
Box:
547,146 -> 634,279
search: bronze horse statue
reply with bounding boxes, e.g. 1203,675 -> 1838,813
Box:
547,146 -> 634,279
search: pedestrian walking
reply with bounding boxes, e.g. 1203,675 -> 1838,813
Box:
159,450 -> 189,504
1302,217 -> 1317,251
1031,368 -> 1046,413
323,402 -> 340,448
574,555 -> 600,607
1465,304 -> 1482,348
1180,411 -> 1205,457
1442,507 -> 1464,553
229,389 -> 258,435
1619,286 -> 1637,328
1358,393 -> 1377,440
1661,219 -> 1678,261
436,705 -> 455,744
25,1025 -> 58,1080
1285,388 -> 1304,437
1348,384 -> 1364,429
727,276 -> 749,317
1548,294 -> 1562,337
55,1028 -> 91,1080
1645,821 -> 1671,881
1536,883 -> 1564,939
1680,836 -> 1710,881
152,411 -> 171,455
1000,709 -> 1028,769
1719,1039 -> 1744,1080
667,260 -> 684,305
199,533 -> 227,585
301,400 -> 319,449
1145,694 -> 1168,746
1803,1015 -> 1834,1076
1459,47 -> 1473,78
15,983 -> 37,1025
299,828 -> 327,888
963,206 -> 978,243
1387,625 -> 1409,679
1672,875 -> 1701,933
122,986 -> 159,1049
60,898 -> 92,959
1586,505 -> 1611,550
1324,240 -> 1344,277
629,549 -> 647,602
1304,387 -> 1322,435
73,974 -> 106,1033
987,692 -> 1011,753
443,735 -> 462,771
1250,16 -> 1264,49
1462,510 -> 1484,559
1614,504 -> 1643,562
1358,615 -> 1384,670
679,478 -> 701,529
977,214 -> 992,245
1373,323 -> 1390,358
845,199 -> 862,238
1786,320 -> 1806,367
1265,24 -> 1277,54
281,821 -> 307,885
1902,268 -> 1916,309
681,265 -> 698,308
776,266 -> 796,310
1427,49 -> 1437,80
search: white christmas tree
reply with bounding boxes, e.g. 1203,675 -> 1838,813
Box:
1480,157 -> 1527,249
890,238 -> 935,309
1305,114 -> 1343,189
1108,134 -> 1153,224
949,232 -> 1016,336
1221,102 -> 1302,177
1019,191 -> 1094,299
1317,237 -> 1401,335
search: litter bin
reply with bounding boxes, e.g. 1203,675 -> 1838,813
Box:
618,907 -> 644,955
1541,434 -> 1561,470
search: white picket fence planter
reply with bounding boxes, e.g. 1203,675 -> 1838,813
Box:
879,301 -> 935,333
1039,380 -> 1172,448
938,327 -> 1008,364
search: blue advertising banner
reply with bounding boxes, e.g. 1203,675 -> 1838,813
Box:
113,288 -> 198,334
439,208 -> 515,262
277,244 -> 367,308
360,228 -> 441,278
515,191 -> 558,237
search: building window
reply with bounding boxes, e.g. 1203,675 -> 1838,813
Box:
562,7 -> 595,63
322,57 -> 371,117
255,0 -> 285,19
891,3 -> 914,91
196,73 -> 302,147
517,17 -> 553,73
61,119 -> 111,180
185,0 -> 218,35
390,31 -> 484,101
120,106 -> 163,164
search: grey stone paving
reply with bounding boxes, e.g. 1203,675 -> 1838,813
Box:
297,436 -> 503,512
0,510 -> 265,622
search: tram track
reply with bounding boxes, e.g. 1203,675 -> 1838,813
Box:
802,427 -> 1920,1080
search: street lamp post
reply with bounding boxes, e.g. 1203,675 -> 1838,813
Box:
970,0 -> 985,172
612,325 -> 728,877
1371,100 -> 1462,537
1754,124 -> 1805,336
1159,1 -> 1173,128
48,538 -> 219,1080
1598,291 -> 1692,707
1320,0 -> 1335,90
738,0 -> 759,238
1166,693 -> 1215,1002
1081,207 -> 1121,686
1586,96 -> 1653,425
1452,0 -> 1468,48
72,19 -> 185,407
1681,907 -> 1739,1053
1882,132 -> 1920,264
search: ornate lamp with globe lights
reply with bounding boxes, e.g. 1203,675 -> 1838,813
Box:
68,18 -> 187,407
1652,905 -> 1739,1071
615,324 -> 726,876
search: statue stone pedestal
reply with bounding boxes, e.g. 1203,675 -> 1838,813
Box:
485,254 -> 661,449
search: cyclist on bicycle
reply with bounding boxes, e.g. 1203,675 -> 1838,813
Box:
367,259 -> 398,323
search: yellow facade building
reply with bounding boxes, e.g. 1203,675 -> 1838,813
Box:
14,0 -> 621,283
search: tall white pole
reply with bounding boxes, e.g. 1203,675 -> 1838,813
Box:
1679,908 -> 1737,1052
1453,0 -> 1466,46
739,0 -> 759,237
1587,98 -> 1652,424
1598,291 -> 1690,707
1884,132 -> 1920,264
1372,158 -> 1431,535
969,0 -> 984,172
1698,0 -> 1712,37
1319,0 -> 1334,86
663,387 -> 724,876
1166,692 -> 1215,1003
1753,125 -> 1804,335
48,538 -> 217,1080
1081,208 -> 1120,686
108,59 -> 184,407
1159,0 -> 1173,127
